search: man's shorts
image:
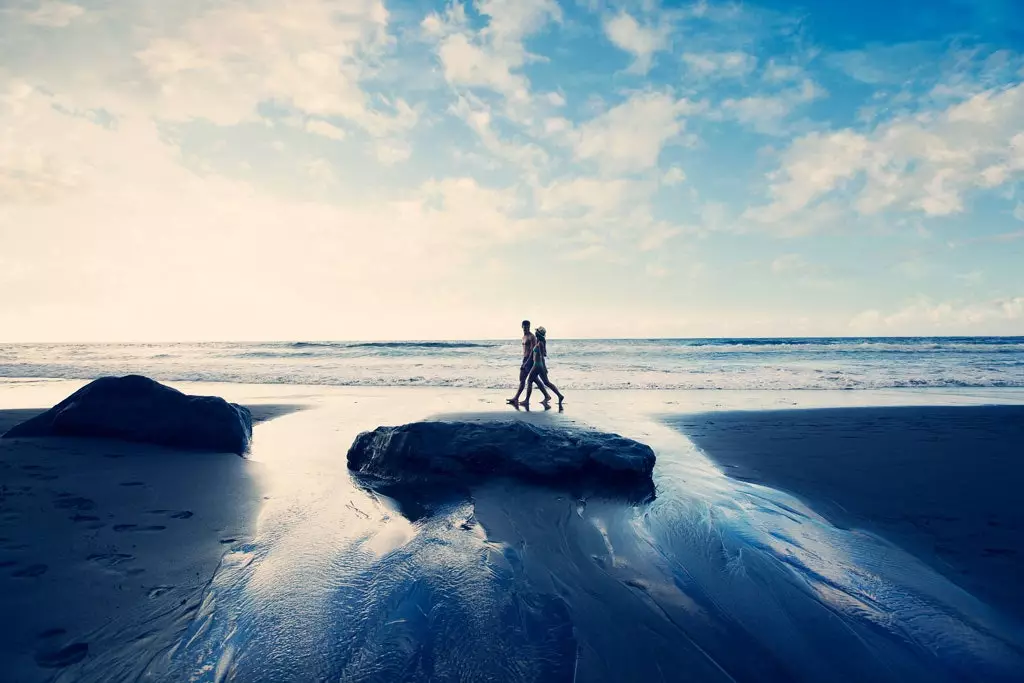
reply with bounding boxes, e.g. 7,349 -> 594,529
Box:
519,361 -> 531,382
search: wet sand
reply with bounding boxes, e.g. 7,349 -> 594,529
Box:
0,403 -> 298,682
2,381 -> 1024,682
669,406 -> 1024,621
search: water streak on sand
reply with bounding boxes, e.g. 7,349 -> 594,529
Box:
135,394 -> 1024,683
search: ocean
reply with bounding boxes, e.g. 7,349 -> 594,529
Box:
1,337 -> 1023,390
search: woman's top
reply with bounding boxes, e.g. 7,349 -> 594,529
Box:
531,341 -> 547,371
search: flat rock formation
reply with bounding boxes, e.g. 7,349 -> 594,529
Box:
2,375 -> 252,455
347,420 -> 656,498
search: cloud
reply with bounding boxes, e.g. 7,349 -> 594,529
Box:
16,1 -> 84,27
425,0 -> 560,104
569,91 -> 702,174
603,12 -> 671,74
1015,202 -> 1024,221
0,82 -> 543,340
682,51 -> 757,79
305,158 -> 337,184
134,0 -> 416,143
746,82 -> 1024,226
374,139 -> 412,165
718,79 -> 824,134
305,120 -> 346,141
545,92 -> 566,107
450,95 -> 549,171
537,176 -> 653,217
638,224 -> 682,251
662,166 -> 686,186
826,42 -> 936,85
849,296 -> 1024,334
763,60 -> 805,83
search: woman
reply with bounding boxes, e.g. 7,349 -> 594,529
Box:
524,326 -> 565,407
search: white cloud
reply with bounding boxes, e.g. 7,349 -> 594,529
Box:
451,95 -> 548,171
603,12 -> 671,75
17,1 -> 84,27
423,0 -> 561,167
763,60 -> 805,83
662,166 -> 686,186
849,296 -> 1024,334
545,92 -> 566,107
826,43 -> 934,85
1015,202 -> 1024,222
305,120 -> 346,141
305,158 -> 337,184
718,79 -> 824,134
544,116 -> 571,134
570,92 -> 702,174
425,0 -> 560,104
374,139 -> 411,165
134,0 -> 416,141
638,224 -> 682,251
537,177 -> 652,216
747,82 -> 1024,225
682,51 -> 757,78
0,82 -> 540,340
436,33 -> 531,101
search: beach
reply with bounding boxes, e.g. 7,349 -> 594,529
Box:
2,376 -> 1024,682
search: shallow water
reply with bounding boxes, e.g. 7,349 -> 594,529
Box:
113,387 -> 1024,683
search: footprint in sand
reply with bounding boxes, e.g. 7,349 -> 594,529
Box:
54,496 -> 95,511
147,509 -> 193,520
35,643 -> 88,669
147,585 -> 175,598
113,524 -> 166,533
87,553 -> 134,568
70,514 -> 100,523
12,563 -> 48,578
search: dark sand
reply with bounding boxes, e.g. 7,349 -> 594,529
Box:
668,405 -> 1024,620
0,404 -> 301,682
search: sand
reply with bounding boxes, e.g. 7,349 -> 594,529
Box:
668,405 -> 1024,621
2,381 -> 1024,681
0,403 -> 299,682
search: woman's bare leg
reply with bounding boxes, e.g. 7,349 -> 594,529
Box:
544,379 -> 564,402
524,371 -> 550,404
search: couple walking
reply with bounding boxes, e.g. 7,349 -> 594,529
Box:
507,320 -> 565,408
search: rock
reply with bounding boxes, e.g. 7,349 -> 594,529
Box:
347,420 -> 656,499
2,375 -> 253,455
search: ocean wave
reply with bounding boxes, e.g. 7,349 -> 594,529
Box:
2,338 -> 1023,391
345,341 -> 497,349
2,363 -> 1022,390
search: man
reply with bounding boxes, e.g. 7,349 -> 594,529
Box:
507,320 -> 551,405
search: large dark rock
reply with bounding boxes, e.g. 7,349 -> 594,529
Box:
347,420 -> 656,499
2,375 -> 253,455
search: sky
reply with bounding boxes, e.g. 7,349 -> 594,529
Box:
1,0 -> 1023,341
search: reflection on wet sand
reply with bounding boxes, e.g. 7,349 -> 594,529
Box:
141,388 -> 1023,682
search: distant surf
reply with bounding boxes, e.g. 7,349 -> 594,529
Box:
1,337 -> 1023,390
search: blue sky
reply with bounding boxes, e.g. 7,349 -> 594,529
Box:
1,0 -> 1023,340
